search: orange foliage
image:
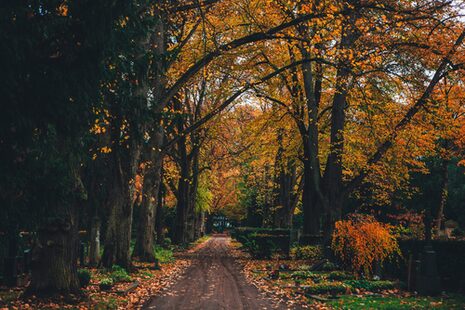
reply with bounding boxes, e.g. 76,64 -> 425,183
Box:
331,214 -> 400,277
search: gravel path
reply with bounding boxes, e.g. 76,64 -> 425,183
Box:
143,235 -> 289,310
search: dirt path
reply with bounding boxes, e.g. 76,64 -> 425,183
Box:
143,235 -> 290,310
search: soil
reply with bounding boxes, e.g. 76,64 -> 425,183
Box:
143,235 -> 293,310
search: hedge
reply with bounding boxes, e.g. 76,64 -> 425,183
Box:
298,234 -> 323,245
232,227 -> 291,259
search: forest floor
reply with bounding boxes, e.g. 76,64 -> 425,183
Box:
143,234 -> 297,310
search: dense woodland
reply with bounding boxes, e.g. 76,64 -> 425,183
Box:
1,0 -> 465,300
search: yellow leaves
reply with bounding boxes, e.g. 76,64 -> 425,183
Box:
119,16 -> 129,28
90,146 -> 111,161
100,146 -> 112,154
327,3 -> 340,14
57,3 -> 68,16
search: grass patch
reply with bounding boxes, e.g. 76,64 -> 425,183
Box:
154,245 -> 174,263
327,271 -> 355,281
291,271 -> 324,280
193,235 -> 211,246
110,265 -> 131,282
327,294 -> 465,309
305,282 -> 348,295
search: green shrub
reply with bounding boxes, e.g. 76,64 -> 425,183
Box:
77,269 -> 91,288
110,265 -> 131,282
241,234 -> 289,259
344,280 -> 396,291
327,271 -> 355,281
290,245 -> 323,261
320,261 -> 339,271
99,277 -> 114,291
163,237 -> 172,247
452,228 -> 464,237
154,245 -> 174,263
233,228 -> 291,258
305,282 -> 348,295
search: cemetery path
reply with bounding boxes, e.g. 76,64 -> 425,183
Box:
142,235 -> 291,310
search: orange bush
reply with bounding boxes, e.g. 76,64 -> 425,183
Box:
331,214 -> 400,277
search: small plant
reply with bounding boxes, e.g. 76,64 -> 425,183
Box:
99,277 -> 114,291
154,245 -> 174,263
110,265 -> 131,282
344,279 -> 396,291
77,269 -> 91,288
320,261 -> 339,271
290,245 -> 323,261
139,271 -> 153,278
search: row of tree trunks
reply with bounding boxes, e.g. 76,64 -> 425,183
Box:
295,2 -> 359,240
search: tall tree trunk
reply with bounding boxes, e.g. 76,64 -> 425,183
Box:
174,135 -> 190,244
89,216 -> 101,267
186,146 -> 200,241
27,164 -> 84,296
435,158 -> 449,236
174,177 -> 189,244
134,6 -> 167,260
300,45 -> 323,235
28,213 -> 80,296
155,178 -> 165,245
134,127 -> 164,261
101,168 -> 134,269
273,131 -> 295,228
322,4 -> 360,242
302,156 -> 321,234
102,122 -> 141,269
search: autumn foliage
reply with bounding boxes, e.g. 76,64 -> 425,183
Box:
331,214 -> 400,277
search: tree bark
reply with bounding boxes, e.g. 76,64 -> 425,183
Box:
133,127 -> 164,261
26,165 -> 84,296
300,44 -> 323,235
186,145 -> 200,241
89,216 -> 101,267
101,171 -> 134,269
27,215 -> 80,296
273,131 -> 296,228
102,119 -> 141,269
322,3 -> 360,242
134,8 -> 167,255
435,158 -> 449,236
173,133 -> 190,244
155,178 -> 165,245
